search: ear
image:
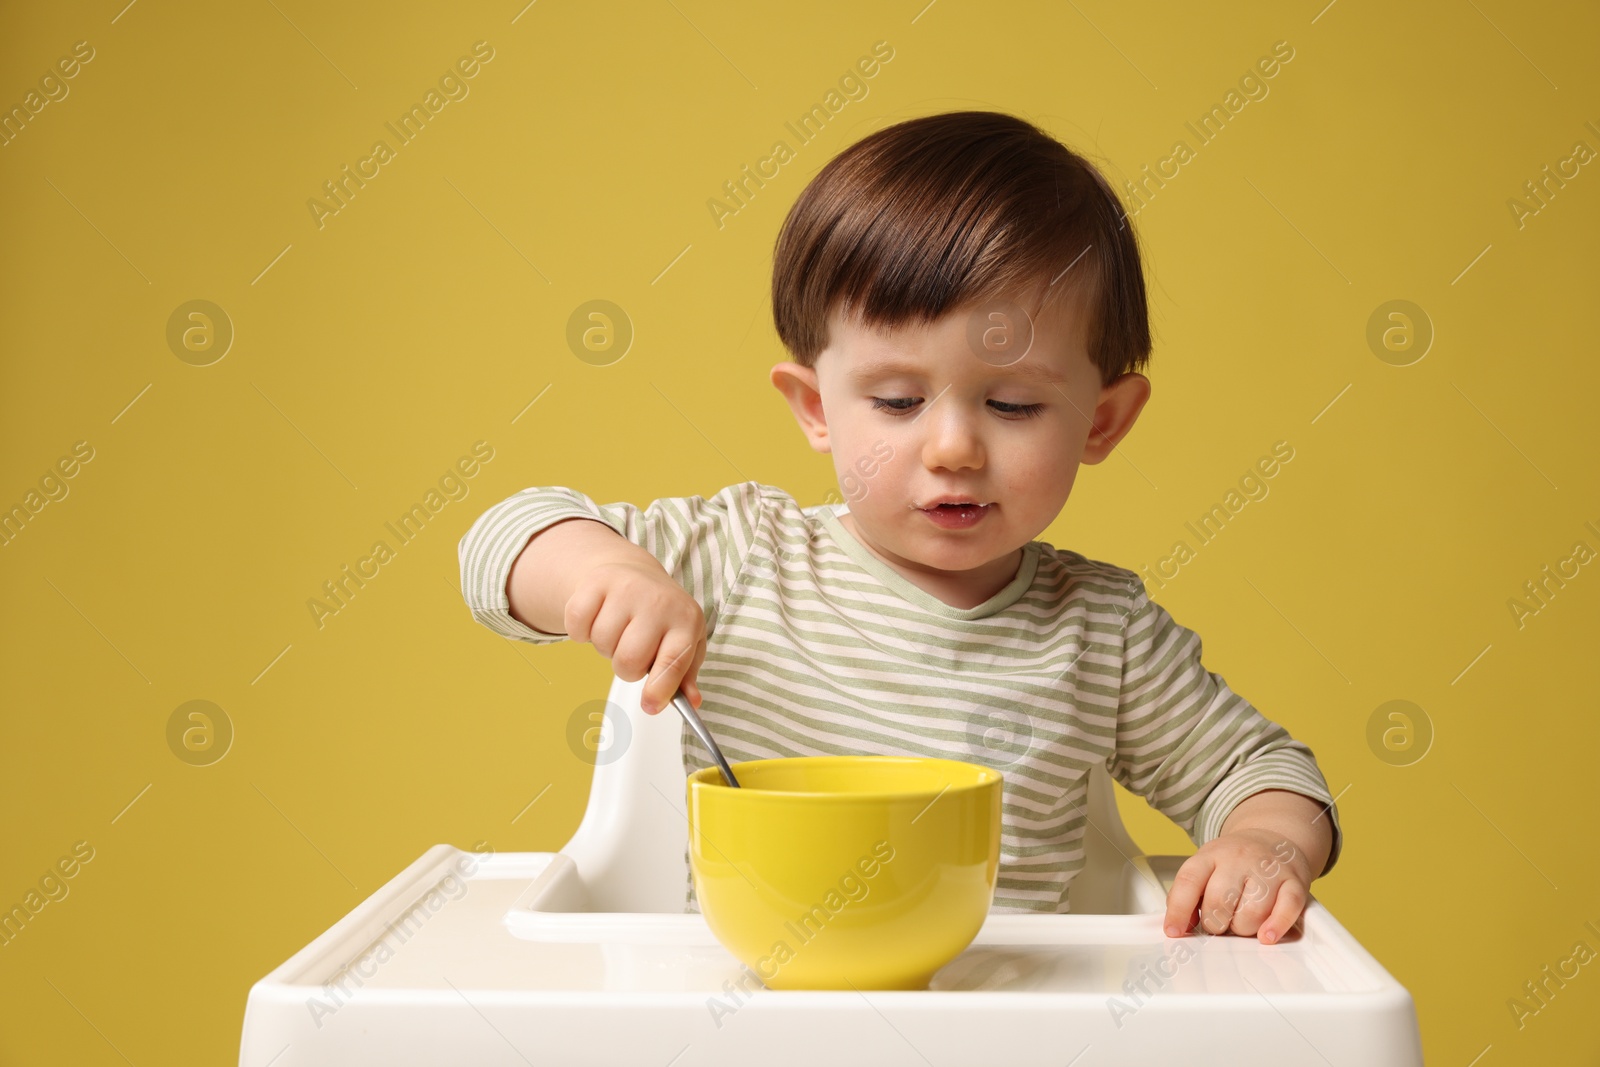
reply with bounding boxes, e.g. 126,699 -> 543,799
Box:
1081,372 -> 1151,464
770,361 -> 831,454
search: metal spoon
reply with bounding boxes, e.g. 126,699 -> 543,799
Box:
667,687 -> 741,788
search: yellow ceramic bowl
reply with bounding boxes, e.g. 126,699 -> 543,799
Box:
686,755 -> 1002,991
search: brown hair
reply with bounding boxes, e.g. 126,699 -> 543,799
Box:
771,110 -> 1151,386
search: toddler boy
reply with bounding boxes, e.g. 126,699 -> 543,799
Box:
459,110 -> 1340,942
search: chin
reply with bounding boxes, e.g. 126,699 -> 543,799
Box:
905,534 -> 998,567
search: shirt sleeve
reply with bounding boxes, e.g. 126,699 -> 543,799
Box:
456,481 -> 767,646
1109,577 -> 1343,877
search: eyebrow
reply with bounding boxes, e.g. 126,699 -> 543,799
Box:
848,358 -> 1068,386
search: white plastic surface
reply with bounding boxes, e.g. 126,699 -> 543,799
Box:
238,674 -> 1424,1066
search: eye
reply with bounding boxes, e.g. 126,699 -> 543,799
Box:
989,401 -> 1046,419
869,397 -> 1045,419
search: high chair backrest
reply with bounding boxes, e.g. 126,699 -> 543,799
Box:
558,672 -> 1148,914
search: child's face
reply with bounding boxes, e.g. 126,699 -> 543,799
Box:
771,288 -> 1149,589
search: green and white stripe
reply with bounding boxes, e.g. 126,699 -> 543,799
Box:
458,480 -> 1343,914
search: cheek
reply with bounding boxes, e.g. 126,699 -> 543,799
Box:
837,438 -> 905,499
1001,422 -> 1081,493
829,412 -> 884,465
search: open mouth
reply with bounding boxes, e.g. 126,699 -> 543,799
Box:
918,501 -> 992,527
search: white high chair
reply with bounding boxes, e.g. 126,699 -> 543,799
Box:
239,673 -> 1425,1067
554,673 -> 1163,917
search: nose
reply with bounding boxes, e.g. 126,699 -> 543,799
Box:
919,393 -> 985,472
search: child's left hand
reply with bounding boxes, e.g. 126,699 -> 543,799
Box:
1162,826 -> 1317,945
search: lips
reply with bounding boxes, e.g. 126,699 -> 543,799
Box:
918,495 -> 993,509
916,499 -> 993,529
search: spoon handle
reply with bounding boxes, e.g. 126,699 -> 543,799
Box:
668,689 -> 741,788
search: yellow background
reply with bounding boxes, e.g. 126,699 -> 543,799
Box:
2,0 -> 1596,1063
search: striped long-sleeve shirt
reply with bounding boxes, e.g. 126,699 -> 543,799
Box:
458,480 -> 1343,914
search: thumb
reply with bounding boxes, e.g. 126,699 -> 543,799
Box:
682,640 -> 708,707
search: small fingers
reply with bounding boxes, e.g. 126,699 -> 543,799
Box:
1164,853 -> 1215,937
1198,871 -> 1246,935
641,633 -> 700,714
1257,881 -> 1308,945
1229,875 -> 1275,937
682,639 -> 708,707
562,583 -> 605,646
611,616 -> 666,683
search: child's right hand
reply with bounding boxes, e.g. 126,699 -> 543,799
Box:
561,556 -> 707,715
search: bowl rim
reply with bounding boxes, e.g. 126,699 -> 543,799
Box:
686,754 -> 1002,801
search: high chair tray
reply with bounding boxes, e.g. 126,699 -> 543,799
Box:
239,845 -> 1423,1067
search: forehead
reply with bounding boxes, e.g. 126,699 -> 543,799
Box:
845,350 -> 1073,385
831,294 -> 1089,384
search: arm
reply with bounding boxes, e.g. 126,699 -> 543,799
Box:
1107,578 -> 1343,943
1219,788 -> 1334,878
505,516 -> 654,634
457,482 -> 770,709
503,516 -> 709,709
1110,585 -> 1344,866
458,482 -> 763,645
